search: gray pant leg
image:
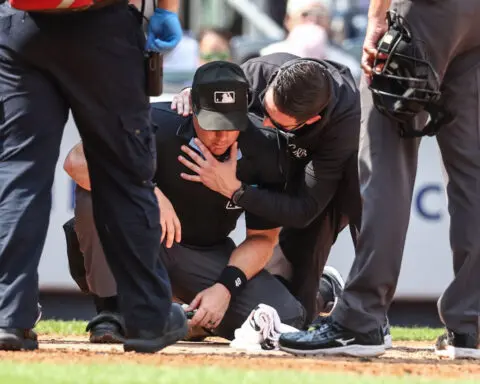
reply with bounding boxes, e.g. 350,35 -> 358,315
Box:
333,0 -> 480,333
436,60 -> 480,335
163,240 -> 306,340
332,77 -> 423,332
74,186 -> 117,298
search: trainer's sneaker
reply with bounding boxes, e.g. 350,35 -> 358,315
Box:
124,303 -> 188,353
383,317 -> 392,349
86,311 -> 126,344
0,328 -> 38,351
318,266 -> 345,314
435,330 -> 480,359
279,317 -> 385,357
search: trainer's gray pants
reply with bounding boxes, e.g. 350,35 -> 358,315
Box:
74,186 -> 306,340
333,0 -> 480,336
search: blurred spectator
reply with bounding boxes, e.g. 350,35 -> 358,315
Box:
261,0 -> 361,80
163,31 -> 200,72
260,23 -> 328,60
198,27 -> 233,65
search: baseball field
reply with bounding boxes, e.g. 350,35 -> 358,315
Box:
1,321 -> 479,383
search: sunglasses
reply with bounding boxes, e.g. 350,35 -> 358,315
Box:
199,52 -> 231,62
261,103 -> 308,132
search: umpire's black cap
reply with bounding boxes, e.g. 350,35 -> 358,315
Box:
191,61 -> 249,132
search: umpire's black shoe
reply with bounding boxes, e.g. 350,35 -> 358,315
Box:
435,330 -> 480,359
0,328 -> 38,351
124,303 -> 188,354
279,317 -> 385,357
86,311 -> 126,344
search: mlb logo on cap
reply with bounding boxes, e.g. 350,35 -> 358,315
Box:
191,61 -> 250,132
214,91 -> 236,104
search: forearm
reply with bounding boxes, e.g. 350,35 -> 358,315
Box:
238,186 -> 325,228
227,234 -> 278,280
368,0 -> 391,19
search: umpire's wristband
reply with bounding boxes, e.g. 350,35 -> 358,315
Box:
216,266 -> 247,298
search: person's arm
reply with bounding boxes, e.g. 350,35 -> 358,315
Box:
368,0 -> 391,19
187,226 -> 280,329
227,226 -> 280,280
362,0 -> 391,78
63,143 -> 91,192
179,112 -> 360,228
236,108 -> 360,228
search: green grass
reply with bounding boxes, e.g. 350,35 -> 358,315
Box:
390,327 -> 443,341
0,362 -> 475,384
36,320 -> 87,335
36,320 -> 444,341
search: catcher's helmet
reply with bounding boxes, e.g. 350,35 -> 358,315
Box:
369,10 -> 453,137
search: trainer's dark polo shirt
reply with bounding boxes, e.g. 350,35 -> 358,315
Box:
151,102 -> 284,247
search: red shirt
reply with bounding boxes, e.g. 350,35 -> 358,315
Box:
9,0 -> 95,10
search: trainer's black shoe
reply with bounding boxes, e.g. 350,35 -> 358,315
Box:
279,317 -> 385,357
124,303 -> 188,353
318,266 -> 345,314
86,311 -> 126,344
435,330 -> 480,359
0,328 -> 38,351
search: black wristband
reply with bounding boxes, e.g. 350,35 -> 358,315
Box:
216,266 -> 247,298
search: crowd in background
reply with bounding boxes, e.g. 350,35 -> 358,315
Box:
162,0 -> 363,82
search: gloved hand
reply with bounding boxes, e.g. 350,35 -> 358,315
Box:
146,8 -> 183,54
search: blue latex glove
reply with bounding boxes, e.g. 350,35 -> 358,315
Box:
146,8 -> 183,54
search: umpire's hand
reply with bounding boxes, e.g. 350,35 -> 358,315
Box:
154,187 -> 181,248
185,283 -> 231,330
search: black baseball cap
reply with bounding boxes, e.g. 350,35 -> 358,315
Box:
191,61 -> 249,132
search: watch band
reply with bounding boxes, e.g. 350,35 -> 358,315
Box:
231,183 -> 247,205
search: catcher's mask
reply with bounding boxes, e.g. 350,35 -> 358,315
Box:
369,10 -> 453,138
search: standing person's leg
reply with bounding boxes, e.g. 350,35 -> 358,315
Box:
278,0 -> 472,357
435,56 -> 480,359
31,4 -> 187,351
164,240 -> 306,340
0,4 -> 69,350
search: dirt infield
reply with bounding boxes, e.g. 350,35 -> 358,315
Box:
1,336 -> 480,379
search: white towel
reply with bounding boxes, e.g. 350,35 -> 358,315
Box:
230,304 -> 299,352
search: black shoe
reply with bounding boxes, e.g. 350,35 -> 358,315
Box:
86,311 -> 126,344
318,266 -> 345,314
279,317 -> 385,357
124,303 -> 188,353
0,328 -> 38,351
435,330 -> 480,359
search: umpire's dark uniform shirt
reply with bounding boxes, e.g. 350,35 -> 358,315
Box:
151,103 -> 283,247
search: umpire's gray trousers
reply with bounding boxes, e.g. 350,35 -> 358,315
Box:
333,0 -> 480,336
74,187 -> 306,340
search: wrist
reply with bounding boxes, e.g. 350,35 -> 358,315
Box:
214,283 -> 232,300
216,266 -> 247,299
226,179 -> 242,199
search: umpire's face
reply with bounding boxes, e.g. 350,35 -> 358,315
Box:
193,115 -> 240,156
